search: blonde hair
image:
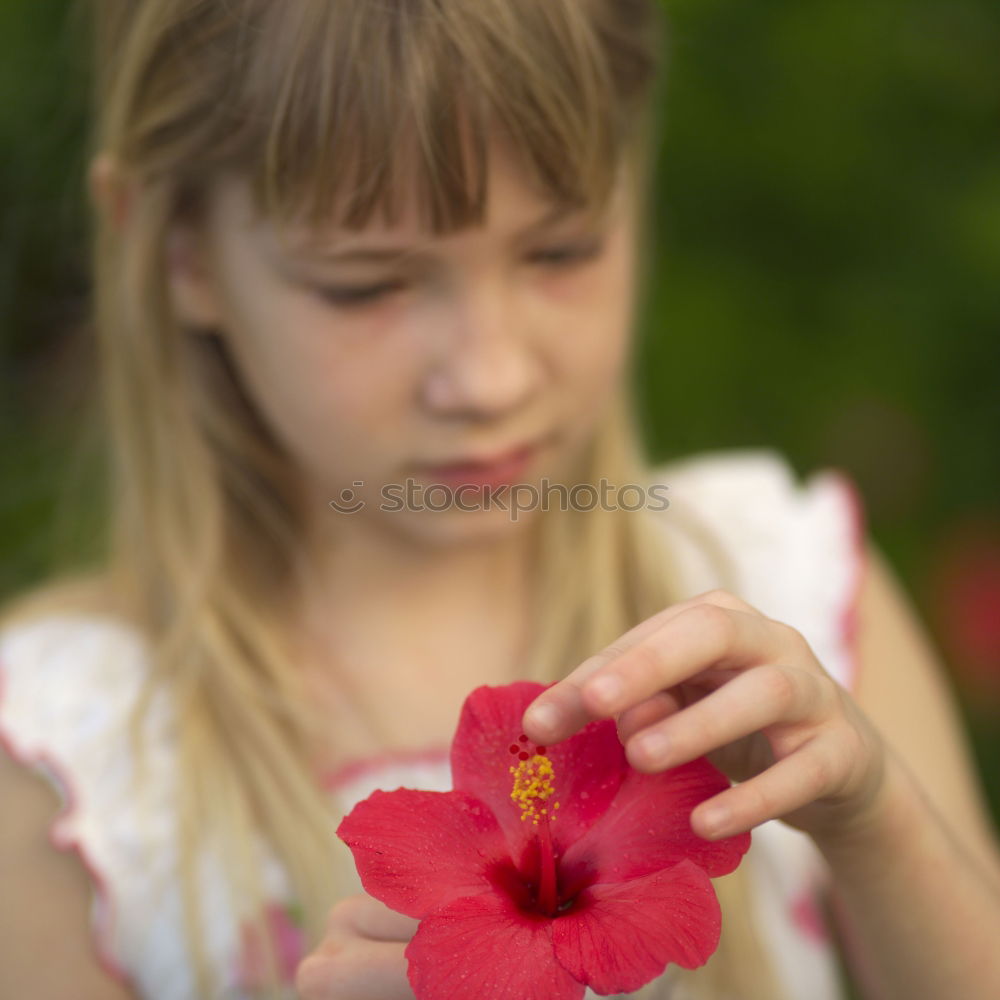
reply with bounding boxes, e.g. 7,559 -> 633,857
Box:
3,1 -> 788,997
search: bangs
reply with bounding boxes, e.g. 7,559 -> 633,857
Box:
229,0 -> 650,236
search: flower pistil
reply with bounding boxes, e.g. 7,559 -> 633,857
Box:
509,735 -> 561,916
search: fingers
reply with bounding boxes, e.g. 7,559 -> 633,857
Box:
615,690 -> 683,745
329,894 -> 419,942
295,895 -> 418,1000
624,664 -> 831,773
524,596 -> 792,745
690,734 -> 845,840
581,608 -> 789,716
520,599 -> 714,738
523,590 -> 761,742
295,940 -> 413,1000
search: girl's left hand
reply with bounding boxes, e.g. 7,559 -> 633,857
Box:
522,589 -> 890,845
295,894 -> 417,1000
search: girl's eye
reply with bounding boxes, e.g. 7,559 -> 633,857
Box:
316,282 -> 403,307
314,240 -> 605,308
529,239 -> 605,267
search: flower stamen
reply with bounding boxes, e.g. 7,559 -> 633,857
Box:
509,753 -> 558,824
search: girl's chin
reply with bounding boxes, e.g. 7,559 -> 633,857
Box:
377,503 -> 541,547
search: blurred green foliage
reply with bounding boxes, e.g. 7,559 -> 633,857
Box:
2,0 -> 998,842
634,0 -> 1000,825
1,1 -> 92,589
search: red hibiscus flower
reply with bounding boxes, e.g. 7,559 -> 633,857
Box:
336,682 -> 750,1000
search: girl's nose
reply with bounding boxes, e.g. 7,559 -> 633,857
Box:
420,286 -> 545,419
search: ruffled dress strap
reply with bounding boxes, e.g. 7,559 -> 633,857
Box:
0,613 -> 277,999
652,446 -> 866,693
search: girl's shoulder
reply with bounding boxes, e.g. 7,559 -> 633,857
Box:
0,606 -> 152,678
649,445 -> 863,585
0,611 -> 164,786
0,612 -> 226,998
0,610 -> 303,997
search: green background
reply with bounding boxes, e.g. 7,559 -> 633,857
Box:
2,0 -> 999,910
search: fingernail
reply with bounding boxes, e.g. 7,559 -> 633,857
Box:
586,674 -> 622,709
524,701 -> 561,735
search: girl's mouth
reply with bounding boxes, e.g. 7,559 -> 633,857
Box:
415,443 -> 541,490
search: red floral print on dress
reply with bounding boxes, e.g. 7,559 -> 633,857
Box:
790,886 -> 829,944
337,681 -> 751,1000
235,901 -> 306,992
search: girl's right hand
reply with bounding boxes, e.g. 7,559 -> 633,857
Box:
295,894 -> 417,1000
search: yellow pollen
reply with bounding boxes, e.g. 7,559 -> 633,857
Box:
509,754 -> 559,825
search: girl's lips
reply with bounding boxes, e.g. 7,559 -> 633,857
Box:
415,443 -> 541,490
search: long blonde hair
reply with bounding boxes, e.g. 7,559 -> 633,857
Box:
3,1 -> 787,997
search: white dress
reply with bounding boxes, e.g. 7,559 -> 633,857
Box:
0,447 -> 864,1000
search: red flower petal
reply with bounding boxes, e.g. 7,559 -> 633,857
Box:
406,893 -> 584,1000
451,683 -> 625,862
337,789 -> 511,919
551,859 -> 722,994
561,758 -> 750,888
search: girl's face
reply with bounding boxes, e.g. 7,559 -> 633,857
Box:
176,136 -> 640,547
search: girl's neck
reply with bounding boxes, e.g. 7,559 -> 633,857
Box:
295,512 -> 537,634
290,518 -> 538,761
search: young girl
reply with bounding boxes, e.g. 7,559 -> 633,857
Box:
2,1 -> 999,999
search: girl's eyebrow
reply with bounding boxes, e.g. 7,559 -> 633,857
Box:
286,202 -> 592,265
